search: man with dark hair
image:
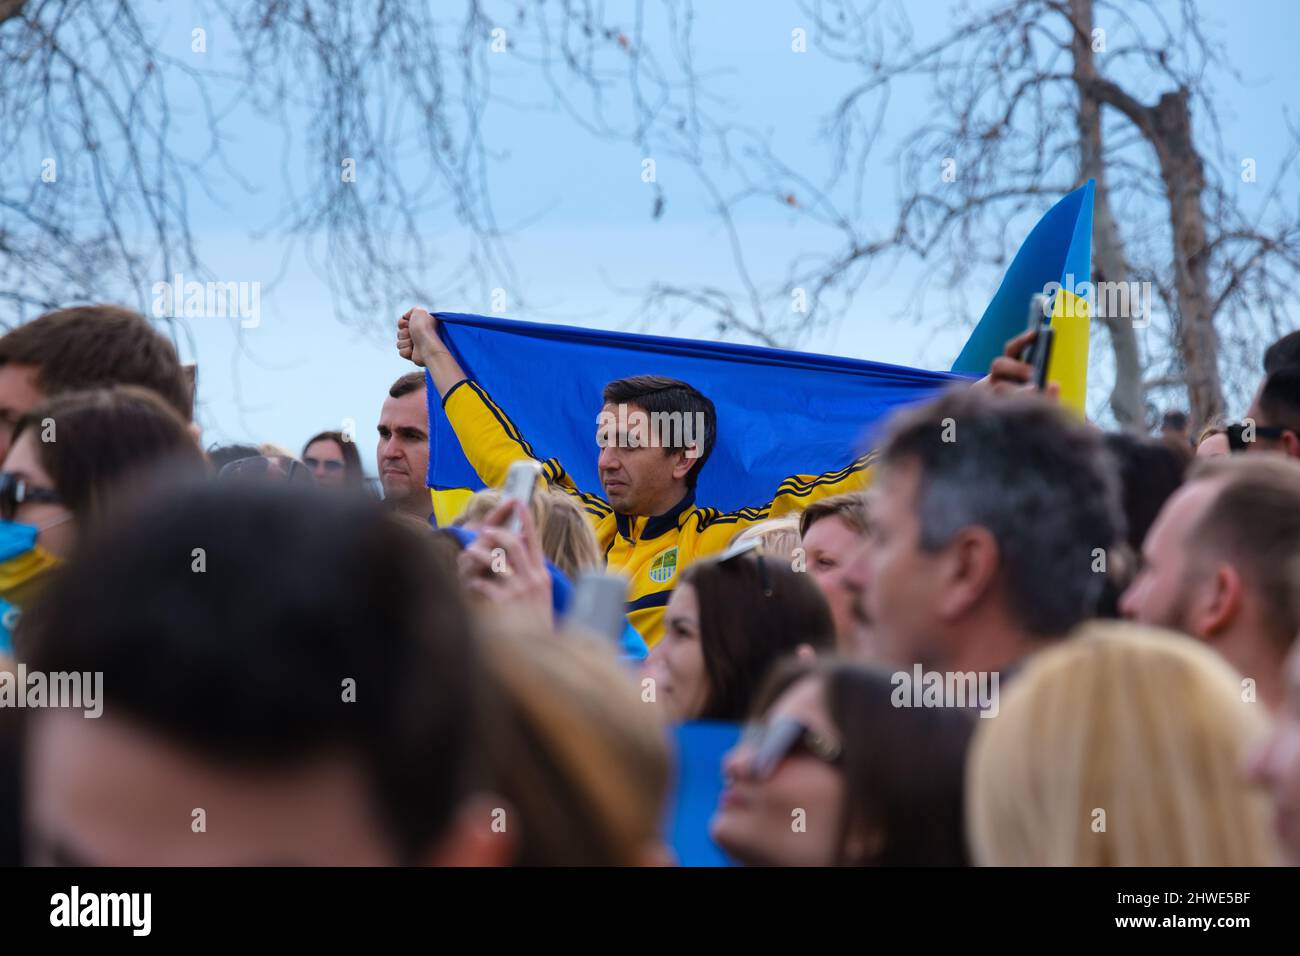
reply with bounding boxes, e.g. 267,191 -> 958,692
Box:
1244,367 -> 1300,460
857,387 -> 1122,676
1121,455 -> 1300,710
22,482 -> 507,865
397,308 -> 871,645
0,305 -> 193,461
377,370 -> 432,517
1264,330 -> 1300,375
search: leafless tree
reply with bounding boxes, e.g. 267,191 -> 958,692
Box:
3,0 -> 1296,427
641,0 -> 1299,426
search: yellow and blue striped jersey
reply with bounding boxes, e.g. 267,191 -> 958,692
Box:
441,378 -> 873,646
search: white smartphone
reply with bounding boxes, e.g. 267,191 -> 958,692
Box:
501,459 -> 543,533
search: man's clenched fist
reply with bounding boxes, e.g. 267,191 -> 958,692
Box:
397,307 -> 445,368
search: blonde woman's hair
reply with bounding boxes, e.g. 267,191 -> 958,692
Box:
967,620 -> 1275,866
454,487 -> 603,579
728,516 -> 802,563
480,624 -> 671,866
537,490 -> 603,579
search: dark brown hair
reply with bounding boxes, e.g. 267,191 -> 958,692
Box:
601,375 -> 716,488
302,430 -> 366,487
23,482 -> 484,861
12,386 -> 207,523
751,657 -> 973,866
679,554 -> 834,720
0,306 -> 193,422
389,371 -> 427,399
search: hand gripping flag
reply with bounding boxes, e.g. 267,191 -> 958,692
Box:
950,180 -> 1095,413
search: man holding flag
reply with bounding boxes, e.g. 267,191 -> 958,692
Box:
397,307 -> 873,646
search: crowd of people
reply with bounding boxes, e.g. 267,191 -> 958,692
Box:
0,301 -> 1299,868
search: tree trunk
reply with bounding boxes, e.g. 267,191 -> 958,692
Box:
1078,78 -> 1226,427
1068,0 -> 1145,429
1150,89 -> 1224,425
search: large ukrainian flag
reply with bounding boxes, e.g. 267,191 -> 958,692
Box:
427,182 -> 1094,522
425,320 -> 962,523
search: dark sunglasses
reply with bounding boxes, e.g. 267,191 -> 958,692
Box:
0,471 -> 62,521
217,455 -> 316,484
741,716 -> 842,782
302,456 -> 345,472
1226,421 -> 1289,452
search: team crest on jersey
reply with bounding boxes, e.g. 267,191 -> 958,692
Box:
648,546 -> 679,584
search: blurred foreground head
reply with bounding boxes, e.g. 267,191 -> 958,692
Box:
863,387 -> 1122,673
21,482 -> 500,866
967,621 -> 1275,866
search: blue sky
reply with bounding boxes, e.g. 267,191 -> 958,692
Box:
86,0 -> 1300,470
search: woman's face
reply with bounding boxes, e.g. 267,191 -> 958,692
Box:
643,583 -> 709,721
710,675 -> 847,866
3,431 -> 76,558
303,439 -> 348,487
802,515 -> 871,655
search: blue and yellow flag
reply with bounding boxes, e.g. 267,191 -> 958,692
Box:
426,182 -> 1094,518
425,316 -> 961,518
950,180 -> 1094,413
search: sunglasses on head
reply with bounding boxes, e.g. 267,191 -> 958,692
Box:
217,456 -> 316,484
741,716 -> 842,782
0,471 -> 62,522
1226,422 -> 1289,452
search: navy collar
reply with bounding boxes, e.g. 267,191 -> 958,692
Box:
615,490 -> 696,542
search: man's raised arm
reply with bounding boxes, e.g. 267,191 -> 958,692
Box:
396,308 -> 610,517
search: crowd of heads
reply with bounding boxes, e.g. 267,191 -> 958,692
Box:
1,305 -> 1299,867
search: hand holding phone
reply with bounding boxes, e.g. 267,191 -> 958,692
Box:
1019,293 -> 1055,391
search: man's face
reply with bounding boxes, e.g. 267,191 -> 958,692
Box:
595,402 -> 688,515
377,390 -> 429,510
26,711 -> 401,865
1247,643 -> 1300,865
0,363 -> 45,464
1119,480 -> 1218,634
862,460 -> 947,668
802,515 -> 870,655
